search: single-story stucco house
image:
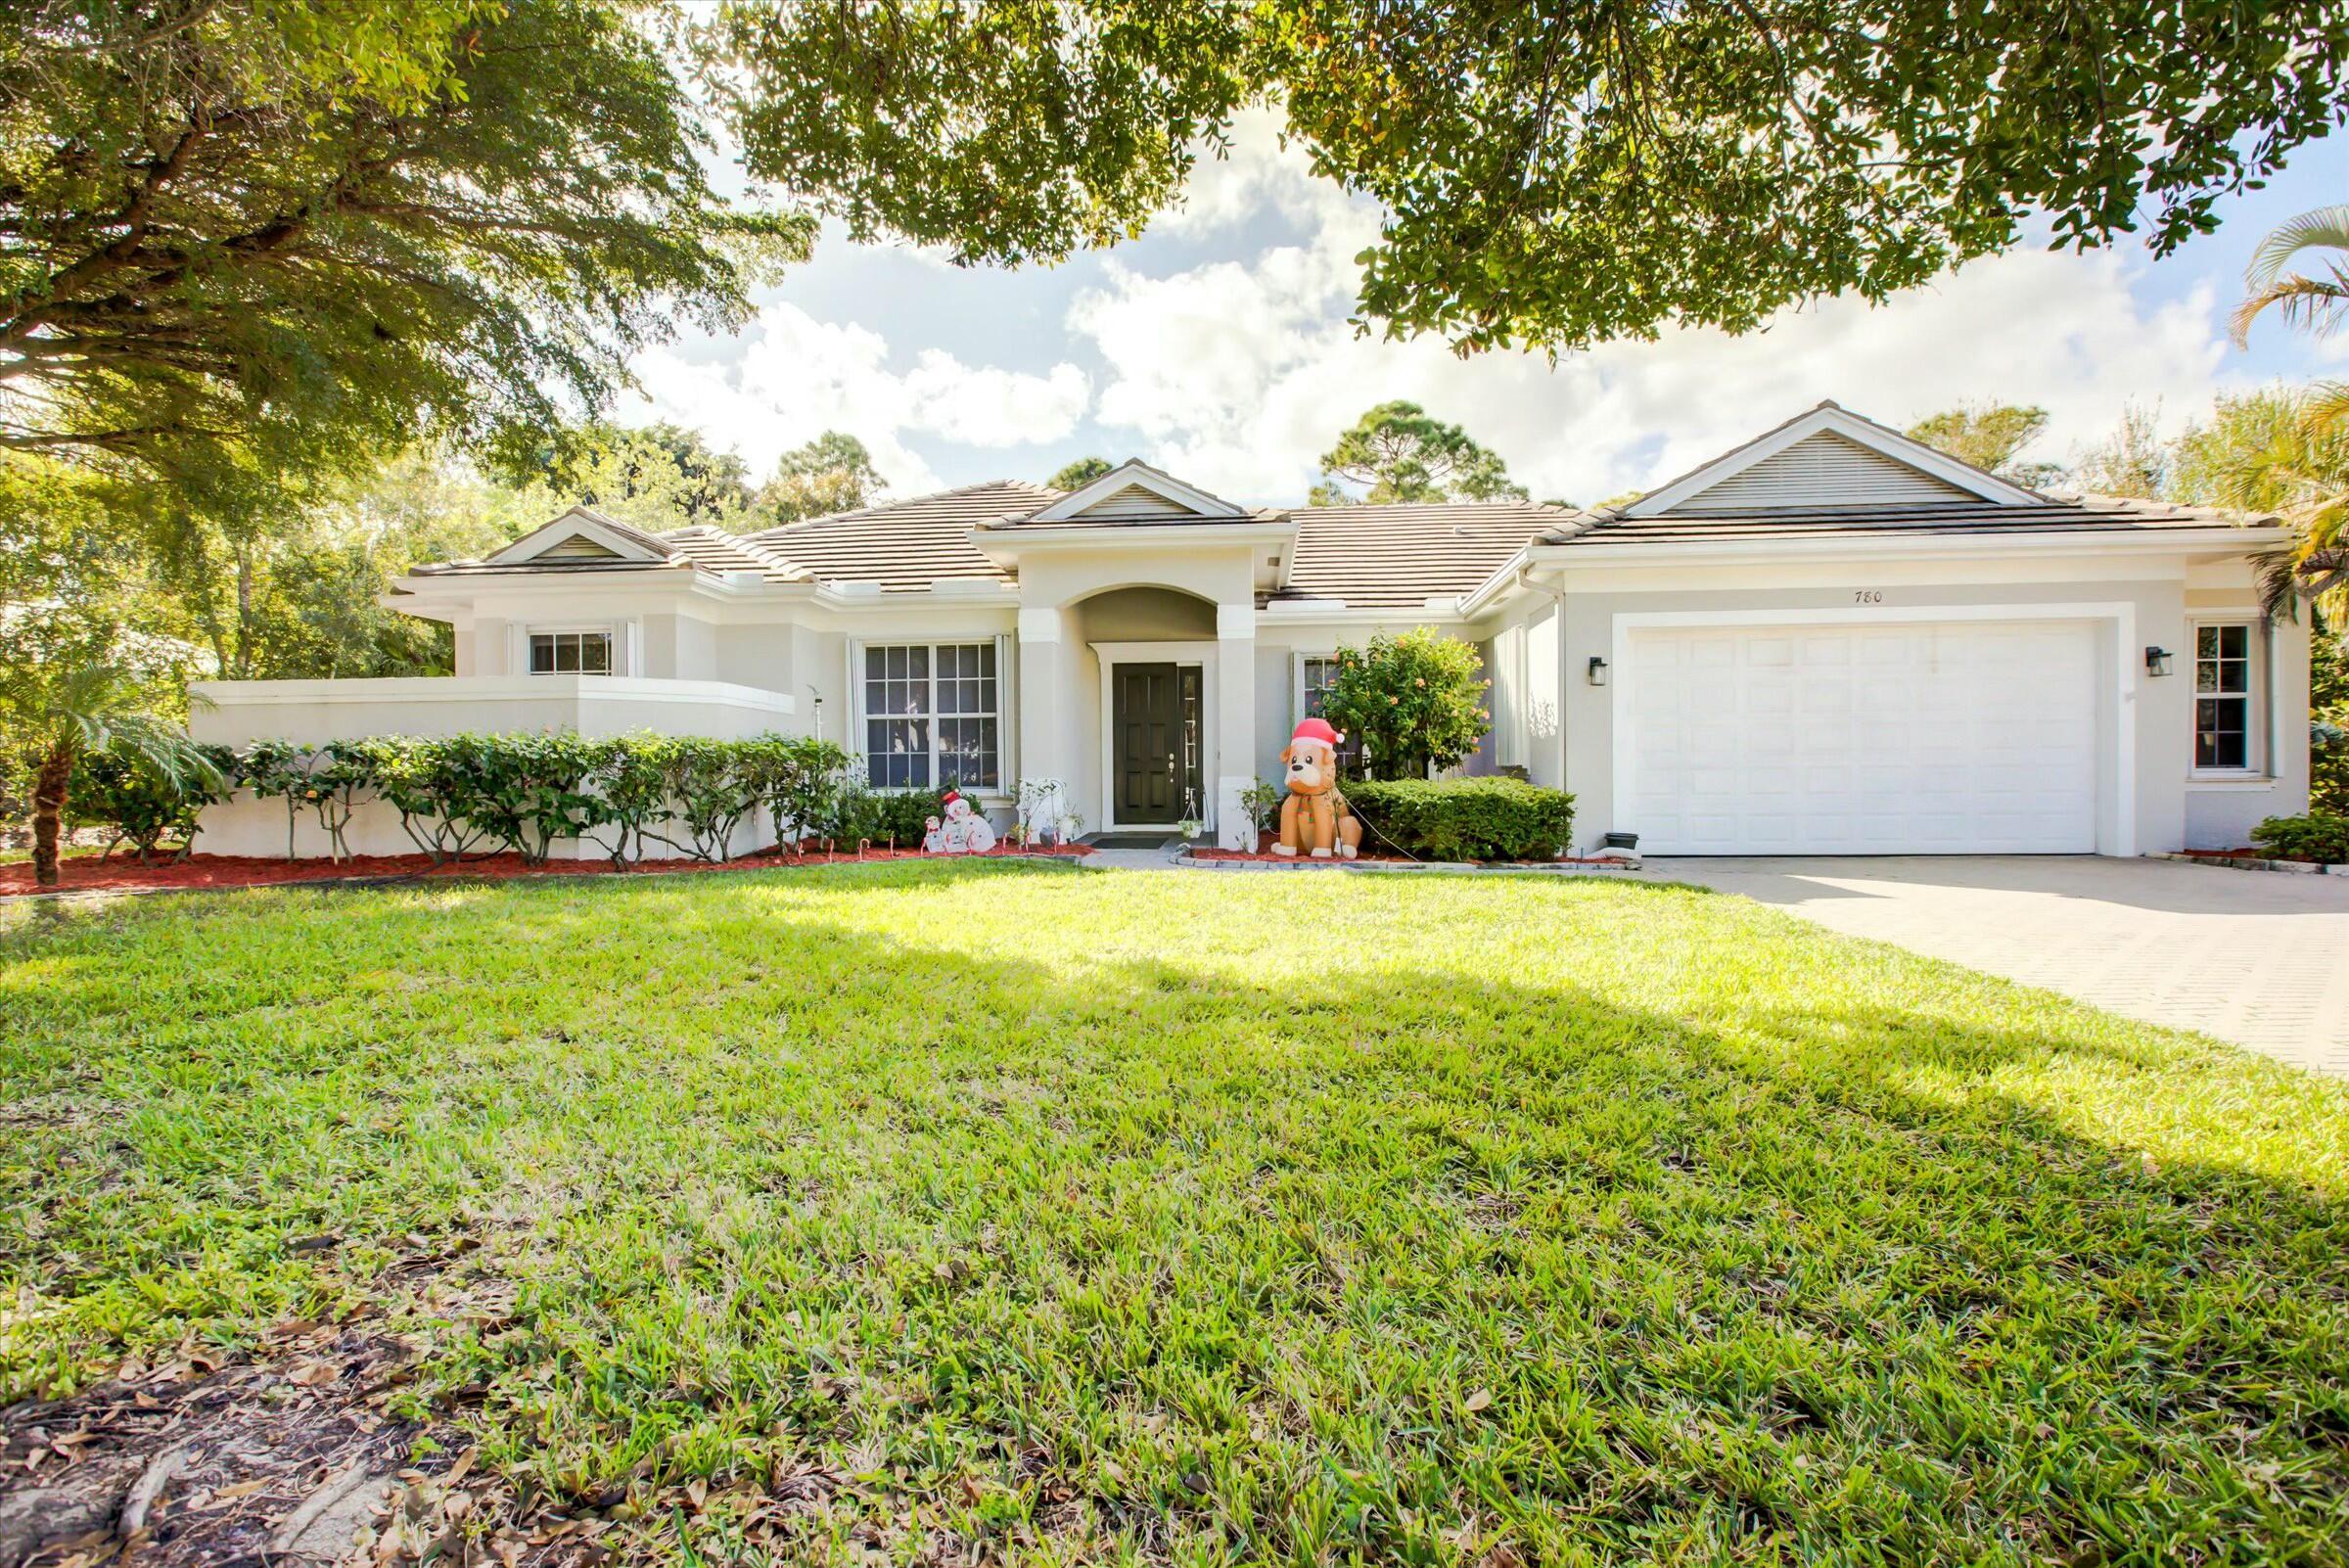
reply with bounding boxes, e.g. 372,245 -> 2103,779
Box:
191,401 -> 2312,857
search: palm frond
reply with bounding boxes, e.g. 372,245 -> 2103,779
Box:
2306,381 -> 2349,438
2243,205 -> 2349,292
2230,266 -> 2349,346
2256,550 -> 2304,623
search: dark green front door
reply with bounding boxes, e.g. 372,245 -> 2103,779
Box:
1115,663 -> 1182,823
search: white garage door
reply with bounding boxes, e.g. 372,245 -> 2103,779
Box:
1622,620 -> 2099,854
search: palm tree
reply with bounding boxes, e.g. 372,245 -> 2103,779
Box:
0,659 -> 217,888
2231,207 -> 2349,617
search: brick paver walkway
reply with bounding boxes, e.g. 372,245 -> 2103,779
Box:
1658,856 -> 2349,1077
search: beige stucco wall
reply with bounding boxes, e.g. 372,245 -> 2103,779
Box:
1481,559 -> 2311,855
303,536 -> 2316,860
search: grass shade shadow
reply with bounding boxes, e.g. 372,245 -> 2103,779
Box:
2,862 -> 2346,1564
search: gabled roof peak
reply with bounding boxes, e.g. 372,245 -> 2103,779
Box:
1021,458 -> 1252,526
1622,402 -> 2046,518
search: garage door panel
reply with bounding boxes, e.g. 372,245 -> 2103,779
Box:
1624,620 -> 2099,854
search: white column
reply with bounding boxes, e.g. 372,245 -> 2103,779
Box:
1216,603 -> 1258,850
1017,606 -> 1075,829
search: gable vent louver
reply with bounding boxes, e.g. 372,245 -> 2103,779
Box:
1668,432 -> 1976,514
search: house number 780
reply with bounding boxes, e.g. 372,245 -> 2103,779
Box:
1852,589 -> 1883,603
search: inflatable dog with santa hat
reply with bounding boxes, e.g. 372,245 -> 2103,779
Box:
1274,716 -> 1361,859
922,790 -> 998,854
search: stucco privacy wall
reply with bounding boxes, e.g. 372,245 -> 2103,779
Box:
1496,566 -> 2310,854
189,675 -> 795,860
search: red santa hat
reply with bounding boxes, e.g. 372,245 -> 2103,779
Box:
941,789 -> 963,808
1290,716 -> 1341,748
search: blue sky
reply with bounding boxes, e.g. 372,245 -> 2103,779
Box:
621,112 -> 2349,510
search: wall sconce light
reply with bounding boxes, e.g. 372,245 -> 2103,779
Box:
2143,646 -> 2173,677
1588,656 -> 1609,687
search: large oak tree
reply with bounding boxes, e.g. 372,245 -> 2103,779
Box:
709,0 -> 2349,353
1,0 -> 807,490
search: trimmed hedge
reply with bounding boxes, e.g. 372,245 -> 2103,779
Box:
1343,776 -> 1575,861
2250,812 -> 2349,865
77,731 -> 913,867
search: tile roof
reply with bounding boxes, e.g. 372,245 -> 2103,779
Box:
1271,501 -> 1565,608
743,480 -> 1053,590
660,524 -> 795,575
413,480 -> 2272,606
1543,494 -> 2260,547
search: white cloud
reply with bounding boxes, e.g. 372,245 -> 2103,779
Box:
1069,129 -> 2246,507
622,302 -> 1090,492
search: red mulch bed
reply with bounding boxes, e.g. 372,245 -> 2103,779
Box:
0,842 -> 1092,899
1185,846 -> 1416,865
1185,834 -> 1624,868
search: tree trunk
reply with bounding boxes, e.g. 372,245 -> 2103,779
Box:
232,544 -> 254,679
30,740 -> 74,889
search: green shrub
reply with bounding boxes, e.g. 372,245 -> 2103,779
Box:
68,744 -> 232,863
739,732 -> 855,849
586,733 -> 675,865
840,785 -> 942,849
658,736 -> 759,860
1343,776 -> 1574,861
2250,812 -> 2349,864
354,734 -> 504,863
233,738 -> 311,861
2314,718 -> 2345,816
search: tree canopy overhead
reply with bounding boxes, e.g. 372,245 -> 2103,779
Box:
706,0 -> 2349,354
1,0 -> 808,490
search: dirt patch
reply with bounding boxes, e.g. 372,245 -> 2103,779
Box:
0,843 -> 1092,900
1,1315 -> 431,1567
1,1229 -> 859,1568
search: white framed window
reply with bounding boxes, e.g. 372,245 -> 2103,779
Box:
1298,655 -> 1367,774
2192,621 -> 2261,773
529,628 -> 612,675
861,641 -> 999,791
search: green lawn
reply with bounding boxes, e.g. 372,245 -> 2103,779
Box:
4,863 -> 2347,1564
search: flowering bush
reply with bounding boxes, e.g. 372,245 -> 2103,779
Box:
1314,628 -> 1491,780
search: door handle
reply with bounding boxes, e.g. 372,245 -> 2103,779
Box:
1166,753 -> 1176,780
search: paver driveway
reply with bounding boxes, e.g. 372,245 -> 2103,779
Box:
1654,855 -> 2349,1076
